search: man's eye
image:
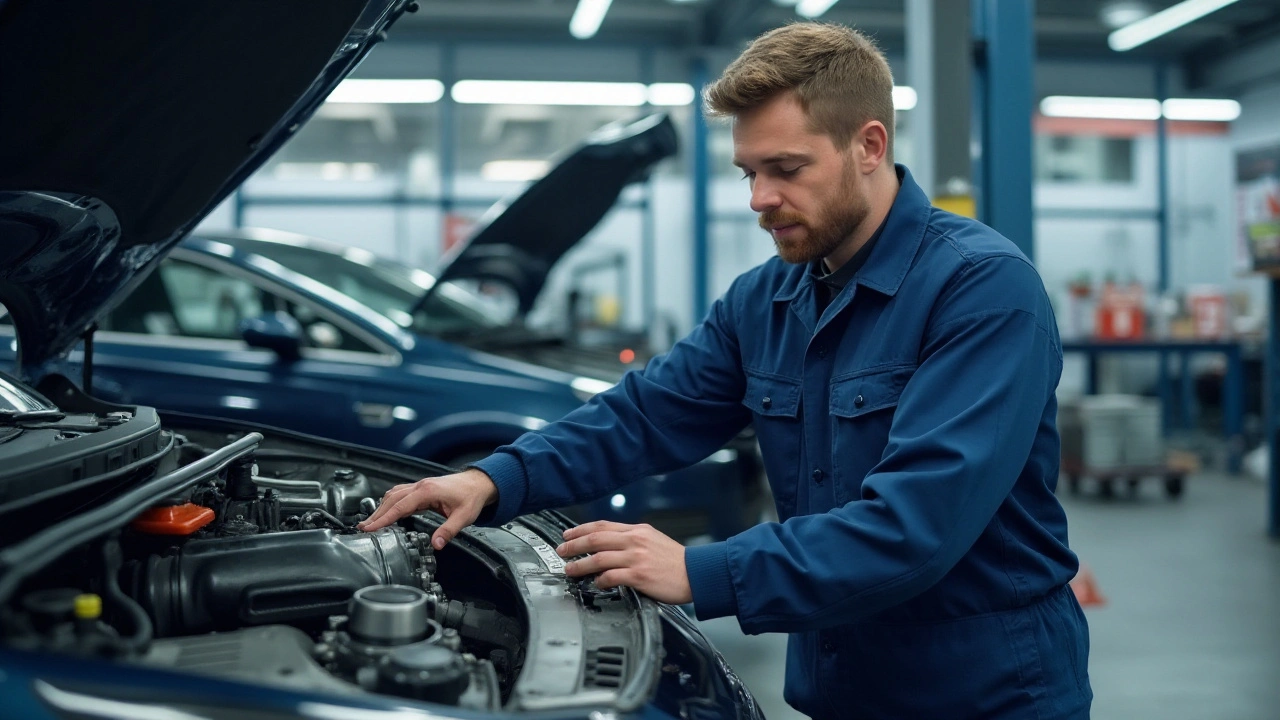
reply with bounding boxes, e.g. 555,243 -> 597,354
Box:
740,172 -> 755,181
780,166 -> 801,176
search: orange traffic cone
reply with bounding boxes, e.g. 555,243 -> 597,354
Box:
1070,564 -> 1106,608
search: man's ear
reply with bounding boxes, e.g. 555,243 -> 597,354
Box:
855,120 -> 889,173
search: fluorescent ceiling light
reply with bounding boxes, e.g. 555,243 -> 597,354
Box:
1040,95 -> 1241,121
1108,0 -> 1238,52
1162,98 -> 1241,121
325,79 -> 443,104
1040,96 -> 1161,120
452,80 -> 647,106
796,0 -> 839,18
570,0 -> 612,39
648,83 -> 696,106
893,86 -> 918,111
481,160 -> 551,182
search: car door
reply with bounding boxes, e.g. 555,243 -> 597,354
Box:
91,256 -> 370,436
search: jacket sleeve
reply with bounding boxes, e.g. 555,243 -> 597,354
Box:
685,255 -> 1063,633
470,278 -> 754,526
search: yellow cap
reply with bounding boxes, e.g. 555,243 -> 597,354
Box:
73,593 -> 102,620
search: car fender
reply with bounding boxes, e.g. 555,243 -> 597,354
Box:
399,410 -> 551,463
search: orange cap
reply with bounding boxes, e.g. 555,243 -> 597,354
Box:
130,503 -> 215,535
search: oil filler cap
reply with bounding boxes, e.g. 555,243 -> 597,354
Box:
377,643 -> 469,703
349,585 -> 430,645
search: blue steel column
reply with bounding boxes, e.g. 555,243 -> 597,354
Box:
439,44 -> 457,224
1270,281 -> 1280,536
1155,64 -> 1176,432
691,57 -> 711,323
640,48 -> 656,330
971,0 -> 1035,260
1156,63 -> 1170,293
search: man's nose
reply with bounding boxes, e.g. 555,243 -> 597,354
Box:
749,179 -> 781,214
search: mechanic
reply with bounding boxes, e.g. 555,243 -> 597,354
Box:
360,22 -> 1091,720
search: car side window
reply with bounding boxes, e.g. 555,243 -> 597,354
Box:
160,260 -> 268,339
103,258 -> 380,355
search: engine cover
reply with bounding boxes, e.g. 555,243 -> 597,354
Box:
123,527 -> 432,636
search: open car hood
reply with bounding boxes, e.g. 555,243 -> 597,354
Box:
424,113 -> 678,317
0,0 -> 412,380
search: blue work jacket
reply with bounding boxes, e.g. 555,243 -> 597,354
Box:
474,166 -> 1092,719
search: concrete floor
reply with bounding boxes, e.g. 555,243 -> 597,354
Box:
696,470 -> 1280,720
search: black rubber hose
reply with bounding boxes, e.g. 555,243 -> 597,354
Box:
0,433 -> 263,604
103,537 -> 152,656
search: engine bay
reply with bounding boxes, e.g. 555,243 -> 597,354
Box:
0,374 -> 662,714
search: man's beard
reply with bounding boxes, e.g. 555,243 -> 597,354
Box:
758,168 -> 869,265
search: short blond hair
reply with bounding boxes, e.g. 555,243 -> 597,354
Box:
705,22 -> 896,155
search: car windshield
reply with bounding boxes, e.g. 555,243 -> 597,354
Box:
223,238 -> 508,334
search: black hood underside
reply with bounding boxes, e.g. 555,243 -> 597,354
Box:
0,0 -> 405,378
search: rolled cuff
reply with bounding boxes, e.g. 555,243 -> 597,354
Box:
685,542 -> 738,620
469,451 -> 529,526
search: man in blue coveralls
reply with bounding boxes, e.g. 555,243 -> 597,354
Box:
361,22 -> 1092,719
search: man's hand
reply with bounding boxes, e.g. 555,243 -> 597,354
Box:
357,468 -> 499,549
556,521 -> 692,605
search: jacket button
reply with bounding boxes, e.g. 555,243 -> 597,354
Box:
854,394 -> 865,408
812,468 -> 824,483
762,396 -> 772,409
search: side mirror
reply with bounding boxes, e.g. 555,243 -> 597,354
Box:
239,312 -> 302,361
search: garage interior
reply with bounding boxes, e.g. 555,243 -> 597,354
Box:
180,2 -> 1280,717
6,0 -> 1280,718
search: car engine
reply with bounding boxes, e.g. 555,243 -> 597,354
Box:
0,374 -> 666,714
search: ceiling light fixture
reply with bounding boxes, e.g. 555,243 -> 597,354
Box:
325,79 -> 444,104
796,0 -> 839,18
480,160 -> 552,182
1040,95 -> 1241,122
1161,98 -> 1241,121
1040,96 -> 1162,120
1108,0 -> 1238,52
893,86 -> 918,111
647,83 -> 696,106
570,0 -> 613,40
452,80 -> 649,106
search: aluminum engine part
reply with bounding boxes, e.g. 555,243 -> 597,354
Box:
124,527 -> 435,637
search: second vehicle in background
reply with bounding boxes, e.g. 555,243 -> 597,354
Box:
3,114 -> 766,541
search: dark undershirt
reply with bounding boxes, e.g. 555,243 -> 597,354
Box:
811,216 -> 887,314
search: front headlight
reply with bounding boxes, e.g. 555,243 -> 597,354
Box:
571,377 -> 614,403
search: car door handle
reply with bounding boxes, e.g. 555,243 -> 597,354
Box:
353,402 -> 394,428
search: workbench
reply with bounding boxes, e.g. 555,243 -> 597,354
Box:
1061,339 -> 1245,474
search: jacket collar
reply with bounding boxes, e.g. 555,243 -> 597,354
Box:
772,164 -> 931,303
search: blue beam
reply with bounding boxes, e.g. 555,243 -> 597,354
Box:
971,0 -> 1035,261
1271,279 -> 1280,537
691,57 -> 710,323
439,43 -> 457,219
641,48 -> 656,330
1156,63 -> 1170,294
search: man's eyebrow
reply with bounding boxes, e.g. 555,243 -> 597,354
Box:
732,152 -> 811,169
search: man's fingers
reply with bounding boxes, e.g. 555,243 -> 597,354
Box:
561,521 -> 633,541
594,569 -> 631,591
564,550 -> 629,577
360,489 -> 426,532
431,503 -> 478,550
357,483 -> 417,530
556,531 -> 629,558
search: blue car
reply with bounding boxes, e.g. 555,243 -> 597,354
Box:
0,1 -> 760,718
67,226 -> 763,541
0,108 -> 766,544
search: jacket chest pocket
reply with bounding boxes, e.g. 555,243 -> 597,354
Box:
742,371 -> 802,520
830,365 -> 913,504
